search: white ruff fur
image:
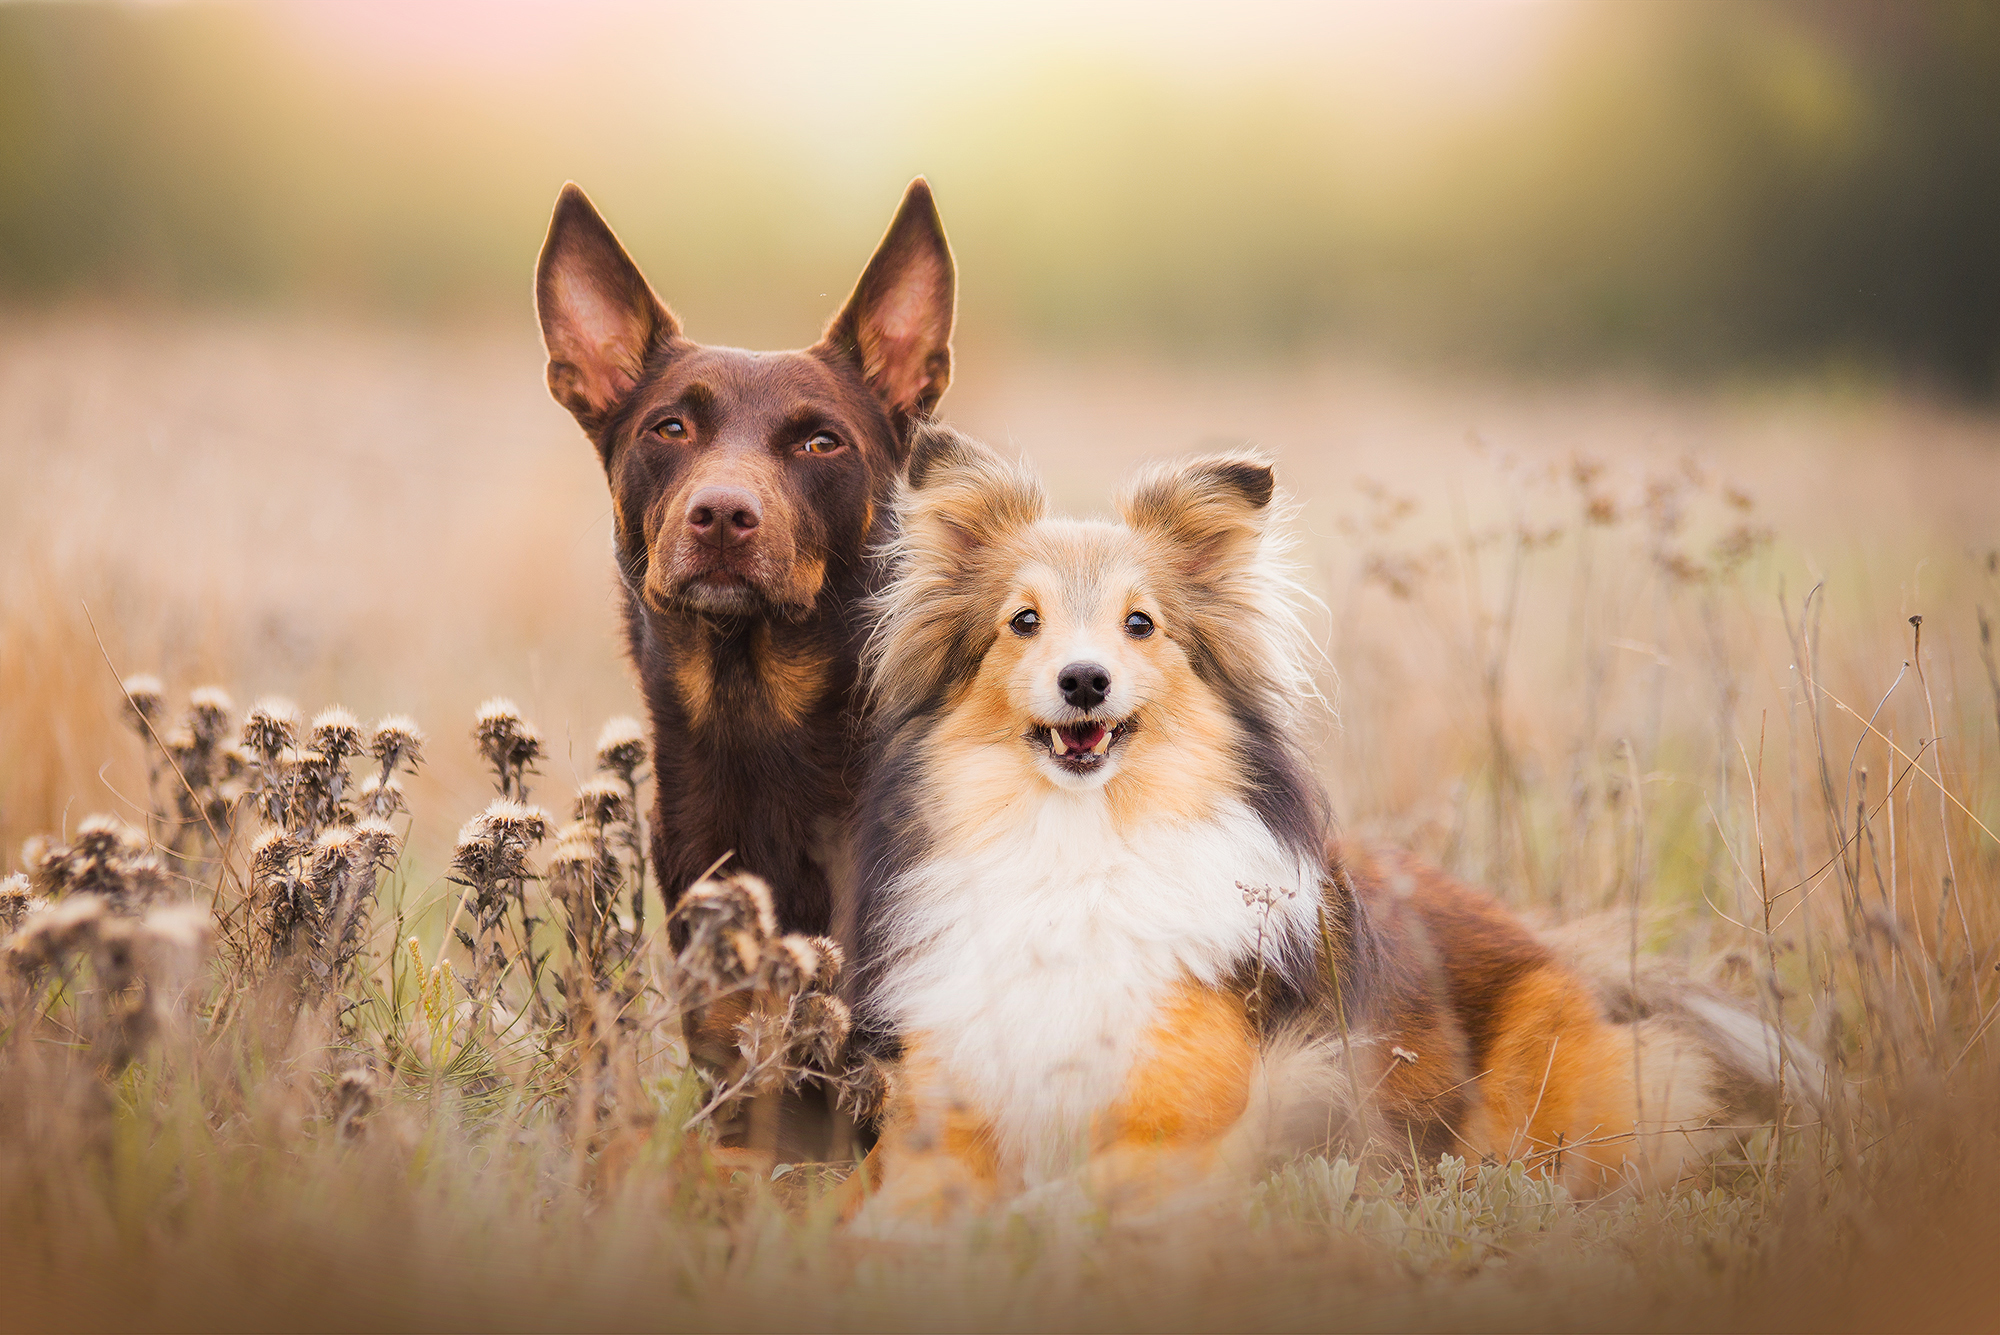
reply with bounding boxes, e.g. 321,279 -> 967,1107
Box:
871,789 -> 1321,1182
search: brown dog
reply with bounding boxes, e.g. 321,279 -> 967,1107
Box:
535,178 -> 954,1159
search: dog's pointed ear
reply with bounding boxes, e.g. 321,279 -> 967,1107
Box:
1119,455 -> 1277,577
819,178 -> 956,438
536,183 -> 679,431
901,424 -> 1044,556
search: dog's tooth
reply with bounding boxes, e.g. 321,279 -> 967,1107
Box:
1050,727 -> 1066,755
1091,730 -> 1112,755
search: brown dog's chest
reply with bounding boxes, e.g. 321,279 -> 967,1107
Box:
640,615 -> 860,937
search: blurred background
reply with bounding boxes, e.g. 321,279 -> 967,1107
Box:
2,0 -> 1997,918
3,0 -> 1998,386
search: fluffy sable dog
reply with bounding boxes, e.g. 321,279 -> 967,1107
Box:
843,425 -> 1809,1225
535,179 -> 953,1159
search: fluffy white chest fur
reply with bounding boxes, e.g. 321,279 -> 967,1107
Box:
870,791 -> 1322,1180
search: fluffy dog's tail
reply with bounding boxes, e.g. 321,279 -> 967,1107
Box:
1540,915 -> 1830,1127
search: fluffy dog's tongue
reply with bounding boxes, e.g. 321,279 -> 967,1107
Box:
1053,722 -> 1107,756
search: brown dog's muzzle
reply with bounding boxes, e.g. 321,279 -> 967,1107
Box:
642,458 -> 823,618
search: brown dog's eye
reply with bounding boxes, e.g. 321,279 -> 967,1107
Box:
1009,608 -> 1041,637
800,432 -> 842,455
1124,611 -> 1155,638
654,418 -> 687,441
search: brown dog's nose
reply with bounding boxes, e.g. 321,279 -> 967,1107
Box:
686,486 -> 762,547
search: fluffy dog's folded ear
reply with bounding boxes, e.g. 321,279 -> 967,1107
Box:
900,424 -> 1044,557
818,178 -> 956,439
536,183 -> 679,434
1119,454 -> 1277,577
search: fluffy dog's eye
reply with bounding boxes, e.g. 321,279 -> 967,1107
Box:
800,432 -> 842,455
1124,611 -> 1155,638
1009,608 -> 1041,636
654,418 -> 687,441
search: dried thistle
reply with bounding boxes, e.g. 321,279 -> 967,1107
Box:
250,827 -> 302,883
760,934 -> 822,998
572,776 -> 632,830
346,817 -> 402,869
475,698 -> 544,798
674,875 -> 778,996
187,687 -> 235,748
310,707 -> 365,767
120,673 -> 166,737
282,747 -> 345,834
5,894 -> 109,973
681,874 -> 776,941
369,715 -> 426,774
29,816 -> 169,909
788,992 -> 852,1072
804,936 -> 846,993
593,717 -> 647,784
835,1053 -> 891,1122
0,874 -> 42,938
358,773 -> 406,821
241,698 -> 300,761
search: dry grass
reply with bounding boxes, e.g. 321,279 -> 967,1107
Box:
3,309 -> 2000,1331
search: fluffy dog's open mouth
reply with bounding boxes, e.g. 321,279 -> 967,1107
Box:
1029,719 -> 1130,774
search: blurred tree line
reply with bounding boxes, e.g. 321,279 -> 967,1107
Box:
1,0 -> 1995,394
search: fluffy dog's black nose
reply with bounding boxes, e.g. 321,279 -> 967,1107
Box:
686,486 -> 761,548
1058,661 -> 1110,710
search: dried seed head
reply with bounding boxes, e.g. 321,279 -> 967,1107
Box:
682,874 -> 776,941
250,828 -> 302,883
34,816 -> 167,906
788,993 -> 852,1072
836,1054 -> 890,1122
75,813 -> 146,863
187,687 -> 235,747
546,825 -> 618,911
593,717 -> 647,783
310,707 -> 365,764
572,776 -> 632,829
0,874 -> 43,937
164,728 -> 201,770
450,800 -> 548,885
761,934 -> 821,997
545,823 -> 603,875
218,743 -> 252,782
479,800 -> 549,846
6,894 -> 109,971
358,773 -> 406,821
369,716 -> 426,773
803,936 -> 845,993
241,698 -> 300,760
347,817 -> 402,867
733,1005 -> 792,1085
308,827 -> 359,898
121,675 -> 167,736
475,698 -> 544,774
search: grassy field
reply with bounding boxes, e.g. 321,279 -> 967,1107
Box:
2,310 -> 1999,1330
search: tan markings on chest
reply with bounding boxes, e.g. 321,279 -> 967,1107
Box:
671,624 -> 833,732
1099,981 -> 1257,1148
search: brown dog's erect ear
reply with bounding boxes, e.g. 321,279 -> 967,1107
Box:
536,183 -> 679,430
820,178 -> 956,432
1119,454 -> 1277,577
